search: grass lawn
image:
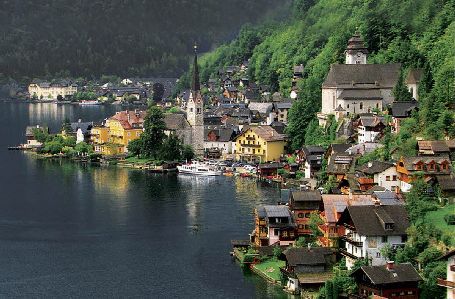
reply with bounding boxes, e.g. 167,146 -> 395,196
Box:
124,156 -> 153,164
426,204 -> 455,236
253,258 -> 285,282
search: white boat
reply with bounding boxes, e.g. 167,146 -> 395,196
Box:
177,161 -> 223,176
79,100 -> 101,105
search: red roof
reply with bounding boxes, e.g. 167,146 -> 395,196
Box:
109,110 -> 146,129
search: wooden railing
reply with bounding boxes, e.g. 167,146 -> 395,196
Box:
437,278 -> 455,288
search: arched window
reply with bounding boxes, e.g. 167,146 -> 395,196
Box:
360,102 -> 363,110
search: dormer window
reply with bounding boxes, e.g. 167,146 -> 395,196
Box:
385,223 -> 394,230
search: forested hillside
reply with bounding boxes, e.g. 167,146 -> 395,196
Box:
192,0 -> 455,148
0,0 -> 286,80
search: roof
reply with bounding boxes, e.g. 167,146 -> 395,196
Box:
405,68 -> 424,84
359,161 -> 394,175
372,191 -> 403,206
418,140 -> 450,153
330,144 -> 351,154
358,115 -> 385,127
302,146 -> 325,156
276,102 -> 293,109
323,63 -> 401,88
293,64 -> 304,74
390,101 -> 419,117
296,272 -> 334,284
258,162 -> 283,170
321,194 -> 374,223
248,102 -> 274,114
339,89 -> 382,100
283,247 -> 333,267
241,126 -> 286,142
346,32 -> 369,53
435,174 -> 455,191
291,190 -> 322,202
339,205 -> 410,236
353,263 -> 422,285
109,110 -> 146,129
401,155 -> 451,172
261,205 -> 292,218
163,113 -> 190,130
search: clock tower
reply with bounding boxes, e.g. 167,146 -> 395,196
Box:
345,31 -> 368,64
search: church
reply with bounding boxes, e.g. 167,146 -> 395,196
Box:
317,31 -> 413,126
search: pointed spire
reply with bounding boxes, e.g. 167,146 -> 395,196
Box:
191,43 -> 200,92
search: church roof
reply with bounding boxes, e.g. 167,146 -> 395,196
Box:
191,45 -> 200,92
346,32 -> 369,54
323,64 -> 401,88
406,68 -> 424,84
339,89 -> 382,100
164,113 -> 190,130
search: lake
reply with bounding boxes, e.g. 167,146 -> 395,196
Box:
0,101 -> 291,298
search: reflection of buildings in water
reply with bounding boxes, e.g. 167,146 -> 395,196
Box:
28,103 -> 71,127
91,167 -> 130,198
177,175 -> 217,230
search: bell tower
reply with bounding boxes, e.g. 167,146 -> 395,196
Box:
345,30 -> 369,64
186,44 -> 204,156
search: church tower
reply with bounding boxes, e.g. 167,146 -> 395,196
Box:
345,31 -> 368,64
186,45 -> 205,156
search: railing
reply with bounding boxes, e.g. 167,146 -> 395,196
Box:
341,235 -> 363,247
339,248 -> 359,260
437,278 -> 455,288
241,143 -> 261,148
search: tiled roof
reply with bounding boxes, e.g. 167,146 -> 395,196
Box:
262,205 -> 291,218
390,100 -> 419,117
291,190 -> 322,202
339,89 -> 382,100
242,126 -> 286,142
321,195 -> 374,223
283,247 -> 333,267
109,110 -> 146,129
163,113 -> 190,130
358,115 -> 385,127
358,161 -> 394,175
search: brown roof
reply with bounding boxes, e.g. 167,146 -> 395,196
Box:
323,63 -> 401,88
436,174 -> 455,191
339,89 -> 382,100
243,126 -> 286,142
109,110 -> 146,129
402,155 -> 451,172
163,113 -> 190,130
405,68 -> 424,84
283,247 -> 334,267
358,161 -> 394,175
353,263 -> 422,285
321,195 -> 374,223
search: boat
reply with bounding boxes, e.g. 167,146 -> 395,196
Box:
79,100 -> 101,106
177,161 -> 223,176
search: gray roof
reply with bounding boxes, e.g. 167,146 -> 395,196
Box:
339,205 -> 410,236
359,161 -> 394,175
390,101 -> 419,118
323,64 -> 401,88
372,191 -> 403,205
163,114 -> 190,130
355,263 -> 422,285
291,190 -> 322,202
284,247 -> 333,267
248,102 -> 274,114
339,89 -> 382,100
70,121 -> 93,134
276,102 -> 293,109
262,205 -> 291,218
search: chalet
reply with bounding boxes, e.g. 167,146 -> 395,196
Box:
248,102 -> 275,125
390,101 -> 418,134
357,115 -> 386,144
298,146 -> 325,179
257,162 -> 283,178
325,143 -> 351,159
346,142 -> 384,156
282,246 -> 336,294
289,190 -> 323,236
417,140 -> 451,156
223,86 -> 239,100
350,262 -> 422,299
437,249 -> 455,299
435,174 -> 455,199
337,205 -> 410,269
357,161 -> 399,192
250,205 -> 296,247
326,153 -> 354,182
396,156 -> 452,192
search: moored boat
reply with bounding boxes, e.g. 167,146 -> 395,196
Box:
177,161 -> 222,176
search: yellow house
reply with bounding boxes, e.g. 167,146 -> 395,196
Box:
91,110 -> 146,155
234,126 -> 287,162
28,81 -> 78,99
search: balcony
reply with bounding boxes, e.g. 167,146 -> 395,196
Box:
339,248 -> 359,260
258,220 -> 266,226
341,234 -> 363,247
437,278 -> 455,288
241,143 -> 261,148
246,137 -> 256,141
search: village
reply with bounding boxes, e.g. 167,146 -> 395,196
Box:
16,33 -> 455,298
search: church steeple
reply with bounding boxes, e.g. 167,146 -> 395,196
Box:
345,30 -> 369,64
191,44 -> 200,92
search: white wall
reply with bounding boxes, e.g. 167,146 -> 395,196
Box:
204,141 -> 232,154
375,167 -> 400,191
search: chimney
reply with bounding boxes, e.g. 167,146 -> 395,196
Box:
368,161 -> 373,168
386,261 -> 394,270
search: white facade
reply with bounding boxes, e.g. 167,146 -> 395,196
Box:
400,180 -> 413,193
445,255 -> 455,299
346,51 -> 367,65
344,228 -> 406,270
358,126 -> 381,144
375,167 -> 400,192
268,227 -> 294,246
76,128 -> 85,144
407,83 -> 419,101
28,83 -> 78,100
204,141 -> 233,155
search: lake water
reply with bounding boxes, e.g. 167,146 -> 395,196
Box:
0,101 -> 291,298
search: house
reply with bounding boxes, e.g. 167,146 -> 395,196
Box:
326,153 -> 354,182
357,115 -> 386,143
319,194 -> 375,247
346,142 -> 384,156
437,249 -> 455,299
417,140 -> 451,156
298,146 -> 325,179
390,100 -> 418,134
91,110 -> 146,155
281,246 -> 336,294
274,102 -> 293,124
248,102 -> 275,125
405,68 -> 423,101
350,262 -> 422,299
223,86 -> 239,100
292,64 -> 304,87
337,205 -> 410,269
257,162 -> 283,178
70,120 -> 93,144
396,156 -> 452,192
28,81 -> 78,100
250,205 -> 296,247
25,125 -> 49,147
358,161 -> 399,192
234,126 -> 287,163
318,32 -> 401,126
435,174 -> 455,199
203,127 -> 235,156
289,190 -> 323,236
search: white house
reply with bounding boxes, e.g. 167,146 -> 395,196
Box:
357,115 -> 386,144
437,250 -> 455,299
337,205 -> 409,270
359,161 -> 400,192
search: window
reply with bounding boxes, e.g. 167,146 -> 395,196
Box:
298,213 -> 304,218
382,236 -> 388,243
376,252 -> 381,258
274,229 -> 279,236
298,224 -> 304,229
190,108 -> 193,112
386,176 -> 391,181
282,231 -> 288,237
347,104 -> 350,109
392,175 -> 397,181
360,102 -> 363,110
401,235 -> 407,243
305,213 -> 311,218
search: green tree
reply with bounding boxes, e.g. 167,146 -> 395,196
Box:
159,134 -> 182,161
182,145 -> 195,161
61,118 -> 72,134
127,139 -> 143,157
141,106 -> 166,159
32,128 -> 50,143
392,70 -> 412,102
405,176 -> 438,224
74,142 -> 93,154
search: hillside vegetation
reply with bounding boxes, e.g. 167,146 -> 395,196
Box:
191,0 -> 455,149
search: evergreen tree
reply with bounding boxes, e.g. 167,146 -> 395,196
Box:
392,70 -> 412,102
141,106 -> 166,159
159,134 -> 182,161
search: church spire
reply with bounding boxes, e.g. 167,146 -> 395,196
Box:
191,43 -> 200,92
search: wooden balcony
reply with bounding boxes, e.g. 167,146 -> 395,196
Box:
339,248 -> 359,260
341,234 -> 363,247
437,278 -> 455,288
